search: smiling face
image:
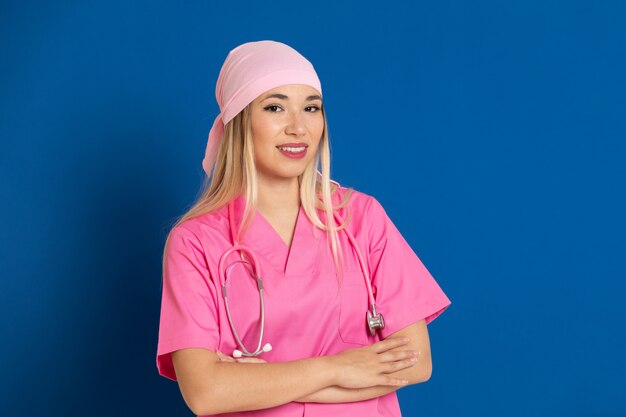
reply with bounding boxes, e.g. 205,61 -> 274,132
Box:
249,84 -> 324,185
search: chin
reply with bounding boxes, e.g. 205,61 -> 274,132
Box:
263,167 -> 307,181
258,158 -> 314,182
278,169 -> 306,180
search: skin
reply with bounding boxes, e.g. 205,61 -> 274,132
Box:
171,84 -> 434,414
215,320 -> 432,404
249,83 -> 324,187
248,83 -> 324,246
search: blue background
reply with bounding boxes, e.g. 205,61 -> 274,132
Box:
1,1 -> 625,416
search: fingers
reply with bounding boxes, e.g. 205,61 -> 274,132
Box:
216,351 -> 236,362
382,353 -> 419,374
382,377 -> 411,387
379,349 -> 420,363
216,350 -> 267,363
236,357 -> 267,363
371,337 -> 411,354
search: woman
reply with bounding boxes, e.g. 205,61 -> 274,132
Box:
156,40 -> 451,416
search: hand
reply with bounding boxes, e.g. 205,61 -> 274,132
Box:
330,337 -> 420,389
215,350 -> 268,364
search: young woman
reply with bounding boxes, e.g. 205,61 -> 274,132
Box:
156,40 -> 451,416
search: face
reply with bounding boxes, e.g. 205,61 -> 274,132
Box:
249,84 -> 324,184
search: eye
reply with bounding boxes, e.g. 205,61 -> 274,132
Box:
263,105 -> 283,112
306,105 -> 321,112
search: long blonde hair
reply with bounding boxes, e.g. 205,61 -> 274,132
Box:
162,103 -> 353,279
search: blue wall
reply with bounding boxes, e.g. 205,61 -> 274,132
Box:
1,1 -> 625,416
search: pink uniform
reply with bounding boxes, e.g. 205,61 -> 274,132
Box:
156,186 -> 451,416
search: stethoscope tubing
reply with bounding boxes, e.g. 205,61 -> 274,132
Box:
331,209 -> 379,315
217,198 -> 382,357
219,250 -> 267,356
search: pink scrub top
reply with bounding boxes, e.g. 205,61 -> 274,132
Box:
156,187 -> 451,417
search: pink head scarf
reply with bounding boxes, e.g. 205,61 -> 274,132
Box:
202,40 -> 323,177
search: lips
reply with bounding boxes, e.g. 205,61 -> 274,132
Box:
276,142 -> 308,159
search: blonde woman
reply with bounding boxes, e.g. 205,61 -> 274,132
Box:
156,40 -> 451,416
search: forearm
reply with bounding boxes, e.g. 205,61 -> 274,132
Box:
294,384 -> 400,403
294,359 -> 427,404
196,356 -> 335,415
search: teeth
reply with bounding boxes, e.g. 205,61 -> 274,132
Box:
278,146 -> 306,153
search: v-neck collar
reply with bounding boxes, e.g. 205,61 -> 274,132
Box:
230,194 -> 322,277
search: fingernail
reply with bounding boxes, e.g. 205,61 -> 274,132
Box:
403,337 -> 410,342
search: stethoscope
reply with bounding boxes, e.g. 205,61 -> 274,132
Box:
217,198 -> 385,358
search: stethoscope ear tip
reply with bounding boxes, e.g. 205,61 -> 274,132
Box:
232,349 -> 243,358
262,343 -> 272,352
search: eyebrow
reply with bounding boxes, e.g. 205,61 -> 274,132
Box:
261,93 -> 322,102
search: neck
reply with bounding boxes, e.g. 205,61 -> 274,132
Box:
256,175 -> 301,216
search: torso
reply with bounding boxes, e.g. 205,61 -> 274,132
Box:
163,187 -> 406,415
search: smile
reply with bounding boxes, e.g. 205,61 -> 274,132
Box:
276,144 -> 308,159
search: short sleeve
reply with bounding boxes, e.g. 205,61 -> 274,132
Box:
156,225 -> 221,381
365,196 -> 451,339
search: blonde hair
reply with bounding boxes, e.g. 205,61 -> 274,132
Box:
162,102 -> 353,281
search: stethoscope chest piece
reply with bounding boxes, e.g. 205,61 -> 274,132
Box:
367,307 -> 385,336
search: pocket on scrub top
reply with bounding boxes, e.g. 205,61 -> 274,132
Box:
338,271 -> 372,345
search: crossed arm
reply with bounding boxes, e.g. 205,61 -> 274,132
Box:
293,320 -> 432,403
172,320 -> 432,415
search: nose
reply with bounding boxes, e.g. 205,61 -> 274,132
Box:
285,110 -> 306,137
